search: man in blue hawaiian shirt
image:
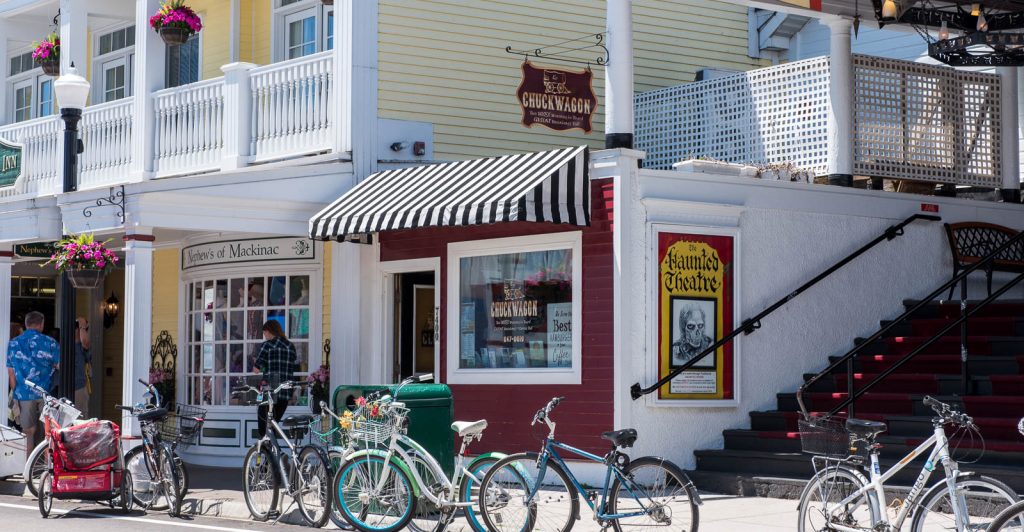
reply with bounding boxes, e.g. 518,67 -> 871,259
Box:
6,311 -> 59,445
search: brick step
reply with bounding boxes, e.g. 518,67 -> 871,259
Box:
750,411 -> 1024,441
902,300 -> 1024,320
833,354 -> 1022,376
693,449 -> 1024,494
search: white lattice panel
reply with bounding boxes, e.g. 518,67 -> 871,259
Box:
635,57 -> 831,173
853,55 -> 1001,187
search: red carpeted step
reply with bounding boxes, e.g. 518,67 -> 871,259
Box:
962,396 -> 1024,418
973,417 -> 1024,440
802,392 -> 915,415
911,317 -> 1018,337
991,375 -> 1024,395
925,303 -> 1024,319
833,374 -> 940,394
886,336 -> 993,355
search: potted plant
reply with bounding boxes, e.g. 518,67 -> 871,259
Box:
32,33 -> 60,76
149,0 -> 202,46
307,363 -> 330,415
43,233 -> 119,289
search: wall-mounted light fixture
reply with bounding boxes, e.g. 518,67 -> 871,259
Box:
103,292 -> 120,329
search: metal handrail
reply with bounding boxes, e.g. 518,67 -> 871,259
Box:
630,213 -> 941,400
797,227 -> 1024,419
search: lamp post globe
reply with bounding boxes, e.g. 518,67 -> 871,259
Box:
55,63 -> 90,402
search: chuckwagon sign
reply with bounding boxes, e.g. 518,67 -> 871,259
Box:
0,137 -> 23,188
516,61 -> 597,133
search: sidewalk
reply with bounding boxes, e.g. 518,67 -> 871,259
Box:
1,465 -> 802,530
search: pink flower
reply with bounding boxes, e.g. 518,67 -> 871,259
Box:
96,260 -> 105,268
355,396 -> 367,407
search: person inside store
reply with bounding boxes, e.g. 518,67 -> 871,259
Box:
253,319 -> 297,438
73,317 -> 92,416
6,311 -> 59,446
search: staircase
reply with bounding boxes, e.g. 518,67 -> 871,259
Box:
689,299 -> 1024,498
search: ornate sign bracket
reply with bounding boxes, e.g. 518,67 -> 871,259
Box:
505,32 -> 609,67
83,185 -> 126,224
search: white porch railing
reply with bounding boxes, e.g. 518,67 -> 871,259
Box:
80,99 -> 133,188
250,51 -> 333,162
635,55 -> 1003,188
153,78 -> 225,177
0,115 -> 61,198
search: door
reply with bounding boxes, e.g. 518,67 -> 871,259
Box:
101,57 -> 128,102
284,9 -> 317,59
393,271 -> 436,380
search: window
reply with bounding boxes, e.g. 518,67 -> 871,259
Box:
38,78 -> 53,117
93,25 -> 135,103
12,79 -> 32,123
274,0 -> 332,61
166,36 -> 200,88
9,51 -> 35,76
446,233 -> 582,385
184,274 -> 314,407
7,52 -> 55,123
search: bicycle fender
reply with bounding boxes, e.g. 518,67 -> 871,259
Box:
23,441 -> 46,482
344,449 -> 421,497
632,455 -> 704,506
466,452 -> 507,471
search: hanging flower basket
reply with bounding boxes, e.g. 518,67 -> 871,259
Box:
150,0 -> 202,46
43,233 -> 119,288
68,269 -> 105,289
32,33 -> 60,77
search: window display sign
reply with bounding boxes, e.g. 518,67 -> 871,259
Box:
457,249 -> 574,370
657,231 -> 735,401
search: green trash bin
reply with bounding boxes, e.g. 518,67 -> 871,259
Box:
333,383 -> 455,477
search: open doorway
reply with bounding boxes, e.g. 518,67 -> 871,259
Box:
393,271 -> 436,380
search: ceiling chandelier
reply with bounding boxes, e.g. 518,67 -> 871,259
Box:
873,0 -> 1024,66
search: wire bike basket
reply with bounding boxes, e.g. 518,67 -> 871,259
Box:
349,404 -> 408,445
40,399 -> 82,429
798,416 -> 851,458
158,404 -> 207,448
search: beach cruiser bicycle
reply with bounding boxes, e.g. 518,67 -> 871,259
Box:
477,396 -> 702,532
985,418 -> 1024,531
333,373 -> 507,532
119,378 -> 205,515
797,396 -> 1018,532
232,379 -> 331,527
23,380 -> 82,497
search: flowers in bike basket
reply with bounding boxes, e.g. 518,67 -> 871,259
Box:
355,396 -> 367,407
370,404 -> 380,417
338,410 -> 353,431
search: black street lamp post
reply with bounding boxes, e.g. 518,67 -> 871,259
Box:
54,64 -> 90,402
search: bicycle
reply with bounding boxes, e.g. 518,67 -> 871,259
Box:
232,380 -> 331,527
477,396 -> 702,532
310,399 -> 358,531
797,396 -> 1018,532
120,378 -> 204,514
333,373 -> 508,532
984,417 -> 1024,532
22,380 -> 82,497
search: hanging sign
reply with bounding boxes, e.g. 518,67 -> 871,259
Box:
656,231 -> 736,401
516,61 -> 597,133
0,138 -> 23,188
15,241 -> 58,259
182,237 -> 315,270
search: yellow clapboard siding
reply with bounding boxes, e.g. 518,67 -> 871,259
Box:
190,0 -> 232,79
152,247 -> 180,345
101,269 -> 125,423
378,0 -> 765,160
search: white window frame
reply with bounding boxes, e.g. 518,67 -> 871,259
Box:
100,56 -> 129,103
37,76 -> 53,118
272,0 -> 332,62
91,22 -> 136,103
445,232 -> 583,386
11,77 -> 33,123
5,49 -> 56,124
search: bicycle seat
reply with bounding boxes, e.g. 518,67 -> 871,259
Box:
136,407 -> 168,422
280,414 -> 315,427
601,428 -> 638,448
451,419 -> 487,437
846,418 -> 887,440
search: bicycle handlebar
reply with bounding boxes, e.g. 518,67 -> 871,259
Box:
531,396 -> 566,425
922,396 -> 974,428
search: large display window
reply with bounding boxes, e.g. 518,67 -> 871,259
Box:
446,232 -> 582,385
184,273 -> 316,407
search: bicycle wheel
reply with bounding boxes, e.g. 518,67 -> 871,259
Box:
797,463 -> 877,532
26,443 -> 48,497
328,449 -> 355,530
334,454 -> 417,532
125,445 -> 163,509
911,474 -> 1017,532
607,456 -> 699,532
408,453 -> 446,532
157,444 -> 182,517
243,445 -> 280,522
478,452 -> 577,532
37,472 -> 52,518
297,446 -> 332,528
989,500 -> 1024,531
458,457 -> 499,532
173,453 -> 190,499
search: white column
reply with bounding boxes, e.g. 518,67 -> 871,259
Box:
221,62 -> 256,170
332,0 -> 353,157
604,0 -> 634,149
121,234 -> 154,436
0,25 -> 8,124
825,18 -> 854,186
59,0 -> 88,78
129,0 -> 167,180
229,0 -> 241,63
334,0 -> 378,179
330,242 -> 361,390
0,249 -> 12,427
1001,67 -> 1021,202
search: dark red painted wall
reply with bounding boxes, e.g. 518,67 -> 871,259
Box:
379,179 -> 615,454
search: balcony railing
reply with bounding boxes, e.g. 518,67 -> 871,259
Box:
0,52 -> 337,200
635,55 -> 1003,188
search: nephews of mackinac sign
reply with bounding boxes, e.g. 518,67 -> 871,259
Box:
0,137 -> 23,188
182,237 -> 315,270
516,61 -> 598,133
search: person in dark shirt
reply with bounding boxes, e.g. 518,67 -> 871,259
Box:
254,320 -> 297,438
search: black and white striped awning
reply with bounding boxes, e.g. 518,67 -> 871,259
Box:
309,145 -> 589,241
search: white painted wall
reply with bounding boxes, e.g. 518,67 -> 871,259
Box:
617,157 -> 1023,469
